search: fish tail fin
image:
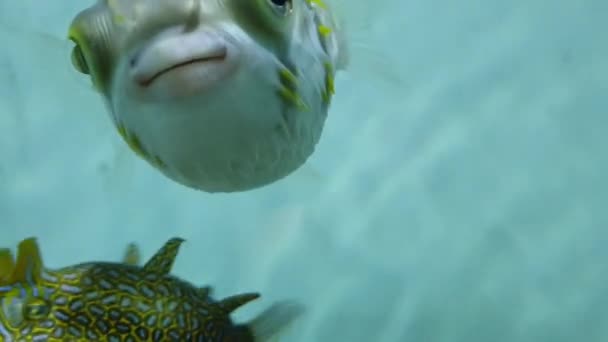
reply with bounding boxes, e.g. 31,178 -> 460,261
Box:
227,301 -> 304,342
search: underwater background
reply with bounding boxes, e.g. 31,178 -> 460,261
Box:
0,0 -> 606,341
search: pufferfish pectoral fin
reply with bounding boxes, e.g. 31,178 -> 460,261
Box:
142,237 -> 185,275
122,242 -> 141,266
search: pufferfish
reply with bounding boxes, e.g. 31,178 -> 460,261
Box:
0,237 -> 302,341
67,0 -> 348,193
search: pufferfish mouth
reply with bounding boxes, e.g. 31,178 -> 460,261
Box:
137,50 -> 227,87
131,29 -> 236,90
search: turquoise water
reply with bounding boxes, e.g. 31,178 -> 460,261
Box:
0,1 -> 606,341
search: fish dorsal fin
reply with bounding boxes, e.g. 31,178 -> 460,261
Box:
142,237 -> 185,275
217,293 -> 260,313
122,242 -> 141,266
0,249 -> 15,283
198,286 -> 212,298
6,238 -> 44,285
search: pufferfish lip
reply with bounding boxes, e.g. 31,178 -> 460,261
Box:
131,29 -> 234,88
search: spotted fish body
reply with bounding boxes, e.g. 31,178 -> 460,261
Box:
67,0 -> 348,193
0,238 -> 301,341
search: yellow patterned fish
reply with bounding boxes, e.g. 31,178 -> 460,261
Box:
0,237 -> 302,341
67,0 -> 348,193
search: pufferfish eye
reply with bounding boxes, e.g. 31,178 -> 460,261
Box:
22,298 -> 51,320
71,43 -> 90,75
1,296 -> 51,327
267,0 -> 293,16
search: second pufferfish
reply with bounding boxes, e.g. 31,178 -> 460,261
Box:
67,0 -> 348,193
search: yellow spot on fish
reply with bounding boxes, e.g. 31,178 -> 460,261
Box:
322,62 -> 335,103
278,88 -> 307,111
152,155 -> 166,169
307,0 -> 328,10
117,123 -> 167,170
318,25 -> 332,37
113,14 -> 126,24
277,68 -> 308,110
117,124 -> 147,159
107,0 -> 127,25
279,68 -> 298,89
